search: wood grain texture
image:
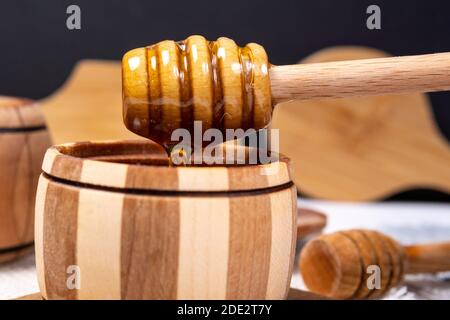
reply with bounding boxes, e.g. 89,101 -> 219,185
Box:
297,208 -> 327,239
272,46 -> 450,200
42,140 -> 292,192
405,242 -> 450,274
299,229 -> 450,299
41,179 -> 79,300
35,140 -> 297,300
76,189 -> 123,299
270,52 -> 450,103
226,195 -> 272,299
121,195 -> 180,299
41,60 -> 137,144
177,198 -> 229,299
300,232 -> 362,299
0,97 -> 51,264
266,185 -> 297,299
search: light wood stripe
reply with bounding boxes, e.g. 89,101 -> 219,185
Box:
265,187 -> 296,299
178,167 -> 229,191
262,161 -> 290,184
121,196 -> 180,299
76,189 -> 123,299
80,159 -> 128,188
177,197 -> 230,299
41,148 -> 57,174
226,195 -> 272,299
43,180 -> 79,299
34,175 -> 49,299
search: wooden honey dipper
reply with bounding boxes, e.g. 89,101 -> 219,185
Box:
299,229 -> 450,299
122,35 -> 450,146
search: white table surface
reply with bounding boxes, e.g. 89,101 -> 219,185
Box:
1,199 -> 449,300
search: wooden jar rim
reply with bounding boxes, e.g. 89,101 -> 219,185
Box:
0,96 -> 46,129
42,140 -> 293,193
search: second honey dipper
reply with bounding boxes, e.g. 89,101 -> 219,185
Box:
299,229 -> 450,299
122,35 -> 450,145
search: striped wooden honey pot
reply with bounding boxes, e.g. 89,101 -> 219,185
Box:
35,140 -> 297,299
0,96 -> 51,263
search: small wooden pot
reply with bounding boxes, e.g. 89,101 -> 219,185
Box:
35,140 -> 297,300
0,96 -> 51,263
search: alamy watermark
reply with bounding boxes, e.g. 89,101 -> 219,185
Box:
366,5 -> 381,30
366,265 -> 381,290
66,265 -> 81,290
66,5 -> 81,30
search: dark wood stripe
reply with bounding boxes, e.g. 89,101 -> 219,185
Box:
22,131 -> 33,245
120,195 -> 180,299
178,41 -> 193,135
362,231 -> 392,299
377,234 -> 399,294
210,41 -> 225,132
226,194 -> 272,299
125,164 -> 178,191
51,155 -> 82,182
0,125 -> 47,133
385,237 -> 405,287
227,164 -> 269,190
43,181 -> 79,299
341,231 -> 374,299
238,46 -> 254,130
147,46 -> 162,145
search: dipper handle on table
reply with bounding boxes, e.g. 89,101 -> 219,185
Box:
405,241 -> 450,274
122,35 -> 450,143
299,229 -> 450,299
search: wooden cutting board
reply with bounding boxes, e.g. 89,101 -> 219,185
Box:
40,60 -> 137,144
272,46 -> 450,201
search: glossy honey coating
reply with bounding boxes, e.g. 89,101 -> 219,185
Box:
122,35 -> 272,147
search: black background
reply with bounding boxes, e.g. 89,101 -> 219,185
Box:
0,0 -> 449,200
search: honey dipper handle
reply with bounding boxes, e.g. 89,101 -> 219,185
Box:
405,242 -> 450,274
270,52 -> 450,104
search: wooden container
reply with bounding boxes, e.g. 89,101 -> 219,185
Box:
35,140 -> 297,300
0,96 -> 51,263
